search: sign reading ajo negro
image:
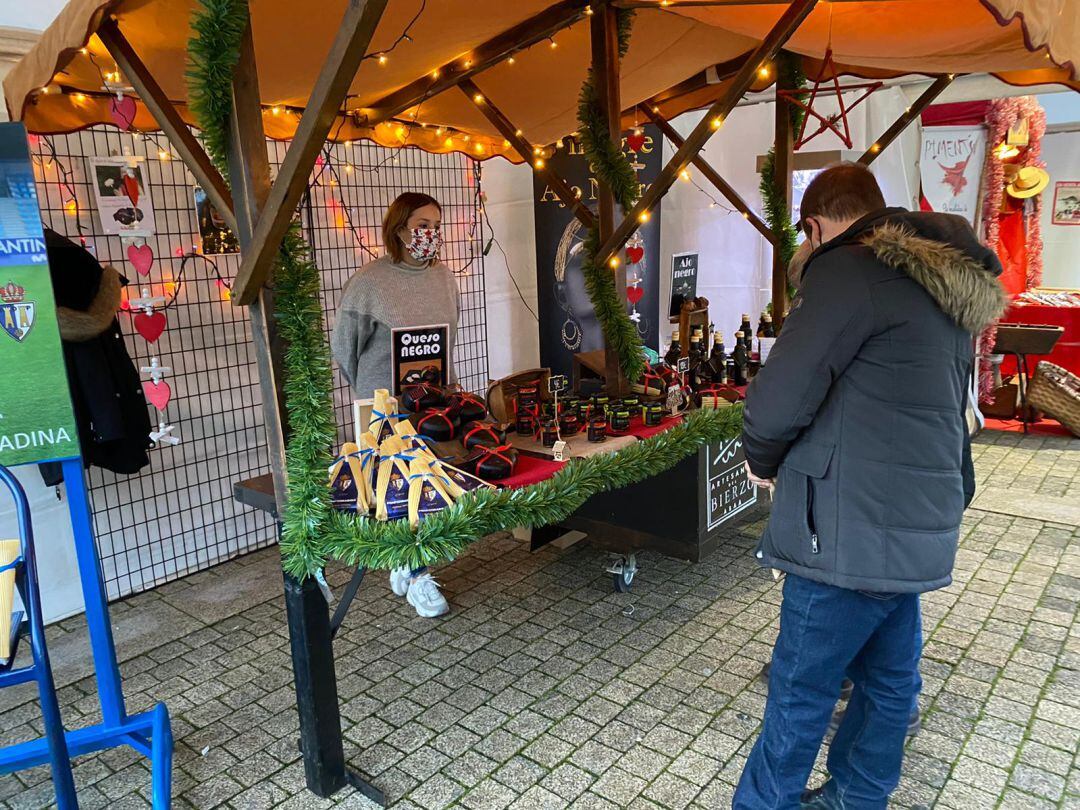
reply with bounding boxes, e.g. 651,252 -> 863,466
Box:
706,437 -> 757,530
0,123 -> 80,467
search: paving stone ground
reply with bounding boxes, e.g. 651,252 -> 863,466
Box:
1,429 -> 1078,809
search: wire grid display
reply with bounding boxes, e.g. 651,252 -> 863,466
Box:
32,128 -> 488,600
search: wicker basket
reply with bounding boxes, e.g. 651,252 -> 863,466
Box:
1027,361 -> 1080,437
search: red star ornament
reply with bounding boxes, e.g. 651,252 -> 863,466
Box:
777,49 -> 882,150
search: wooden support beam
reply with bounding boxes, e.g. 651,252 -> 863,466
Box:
97,18 -> 236,234
227,20 -> 288,514
362,0 -> 589,127
771,51 -> 795,321
590,2 -> 629,396
595,0 -> 818,270
858,74 -> 954,166
640,104 -> 776,245
231,0 -> 388,305
458,79 -> 596,230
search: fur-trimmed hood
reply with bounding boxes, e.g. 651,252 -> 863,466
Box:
56,264 -> 122,342
813,208 -> 1006,334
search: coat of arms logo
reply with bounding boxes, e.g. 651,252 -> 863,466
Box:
0,281 -> 34,342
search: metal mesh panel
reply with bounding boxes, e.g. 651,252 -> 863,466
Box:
31,128 -> 487,600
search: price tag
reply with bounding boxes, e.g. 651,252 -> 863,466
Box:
552,440 -> 568,462
676,357 -> 690,374
548,374 -> 568,394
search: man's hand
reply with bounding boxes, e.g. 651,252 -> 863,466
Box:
744,460 -> 775,495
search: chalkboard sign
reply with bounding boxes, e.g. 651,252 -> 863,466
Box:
669,252 -> 698,317
705,438 -> 757,530
390,323 -> 449,394
676,356 -> 690,374
548,374 -> 568,394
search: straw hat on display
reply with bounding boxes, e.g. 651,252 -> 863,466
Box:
1006,166 -> 1050,199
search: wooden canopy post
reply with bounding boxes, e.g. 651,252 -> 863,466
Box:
771,51 -> 796,322
223,11 -> 382,804
639,104 -> 777,245
595,0 -> 818,269
97,18 -> 236,233
458,78 -> 596,229
858,74 -> 954,165
591,2 -> 630,395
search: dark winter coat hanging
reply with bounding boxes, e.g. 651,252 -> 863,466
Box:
40,229 -> 151,486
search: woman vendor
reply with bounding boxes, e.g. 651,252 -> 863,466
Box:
331,192 -> 459,618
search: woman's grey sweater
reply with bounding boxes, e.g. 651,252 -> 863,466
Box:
330,254 -> 459,396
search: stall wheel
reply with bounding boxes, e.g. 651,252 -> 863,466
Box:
607,554 -> 638,593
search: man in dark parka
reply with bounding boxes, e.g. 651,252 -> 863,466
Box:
734,164 -> 1005,810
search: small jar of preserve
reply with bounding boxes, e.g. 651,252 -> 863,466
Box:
515,411 -> 535,436
587,416 -> 607,442
610,408 -> 631,434
642,402 -> 663,427
591,394 -> 610,415
621,396 -> 639,411
540,417 -> 559,447
558,412 -> 580,436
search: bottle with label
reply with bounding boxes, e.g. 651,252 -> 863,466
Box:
758,313 -> 777,365
739,313 -> 753,342
664,330 -> 682,367
709,331 -> 727,383
756,312 -> 768,338
732,331 -> 749,386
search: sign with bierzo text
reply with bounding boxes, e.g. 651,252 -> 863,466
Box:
0,123 -> 80,466
706,438 -> 757,530
390,323 -> 449,394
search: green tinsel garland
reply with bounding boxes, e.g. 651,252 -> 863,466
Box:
575,9 -> 646,385
759,51 -> 808,273
187,0 -> 744,579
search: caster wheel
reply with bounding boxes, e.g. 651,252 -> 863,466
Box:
610,555 -> 638,592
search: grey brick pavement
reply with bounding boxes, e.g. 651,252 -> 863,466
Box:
1,429 -> 1078,808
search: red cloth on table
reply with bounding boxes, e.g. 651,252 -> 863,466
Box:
619,413 -> 684,440
500,454 -> 566,489
998,302 -> 1080,376
996,206 -> 1028,297
983,417 -> 1073,438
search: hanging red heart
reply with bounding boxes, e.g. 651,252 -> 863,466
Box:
134,311 -> 166,343
142,380 -> 172,411
110,95 -> 137,131
626,285 -> 645,305
127,243 -> 154,276
626,133 -> 646,152
121,173 -> 140,207
626,246 -> 644,264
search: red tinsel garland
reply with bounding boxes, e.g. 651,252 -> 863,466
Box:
976,96 -> 1046,402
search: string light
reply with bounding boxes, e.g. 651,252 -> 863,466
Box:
78,47 -> 88,55
271,106 -> 282,115
533,146 -> 542,155
64,199 -> 78,215
432,68 -> 440,79
72,92 -> 87,102
378,53 -> 388,66
758,64 -> 771,80
638,211 -> 651,223
549,38 -> 558,49
464,59 -> 473,68
515,129 -> 523,137
508,56 -> 516,65
473,93 -> 484,103
711,116 -> 723,130
158,149 -> 171,160
474,143 -> 485,154
344,163 -> 354,173
585,4 -> 593,14
534,158 -> 545,169
444,137 -> 454,148
679,168 -> 691,182
608,256 -> 619,268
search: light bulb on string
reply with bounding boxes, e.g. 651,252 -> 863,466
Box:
378,54 -> 388,66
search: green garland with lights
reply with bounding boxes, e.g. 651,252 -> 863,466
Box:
188,0 -> 743,579
576,8 -> 646,385
759,51 -> 808,274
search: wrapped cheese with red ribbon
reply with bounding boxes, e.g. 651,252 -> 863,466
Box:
461,420 -> 508,450
417,406 -> 460,442
457,443 -> 518,481
400,382 -> 445,413
446,388 -> 487,422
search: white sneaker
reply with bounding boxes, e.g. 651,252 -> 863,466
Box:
406,572 -> 450,618
389,567 -> 411,597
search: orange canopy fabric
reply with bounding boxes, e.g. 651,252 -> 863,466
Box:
5,0 -> 1078,163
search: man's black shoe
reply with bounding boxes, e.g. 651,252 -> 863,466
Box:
800,787 -> 841,809
827,706 -> 922,737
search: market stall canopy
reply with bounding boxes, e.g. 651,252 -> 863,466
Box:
6,0 -> 1079,163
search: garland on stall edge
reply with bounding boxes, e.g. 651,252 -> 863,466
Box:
576,9 -> 646,385
187,0 -> 744,579
758,52 -> 808,285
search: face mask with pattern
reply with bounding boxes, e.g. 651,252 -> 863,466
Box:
403,227 -> 442,263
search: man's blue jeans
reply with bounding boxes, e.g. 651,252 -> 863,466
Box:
734,574 -> 921,809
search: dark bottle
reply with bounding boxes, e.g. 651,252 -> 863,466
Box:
709,331 -> 727,383
761,313 -> 776,337
688,331 -> 703,363
664,330 -> 682,367
732,331 -> 749,386
739,313 -> 753,341
758,313 -> 777,365
756,312 -> 768,338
